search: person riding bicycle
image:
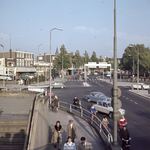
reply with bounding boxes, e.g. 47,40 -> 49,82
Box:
118,116 -> 127,130
51,95 -> 59,112
119,125 -> 131,149
102,116 -> 110,129
90,104 -> 97,120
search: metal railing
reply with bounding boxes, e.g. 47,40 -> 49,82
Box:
57,101 -> 113,144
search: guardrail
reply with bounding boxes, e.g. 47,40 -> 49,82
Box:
57,101 -> 113,145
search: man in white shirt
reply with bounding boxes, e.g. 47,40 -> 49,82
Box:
78,137 -> 92,150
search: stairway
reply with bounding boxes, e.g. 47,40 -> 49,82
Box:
0,120 -> 27,150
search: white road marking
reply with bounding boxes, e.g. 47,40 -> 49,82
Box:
126,98 -> 129,100
123,96 -> 125,98
130,100 -> 133,102
134,102 -> 138,104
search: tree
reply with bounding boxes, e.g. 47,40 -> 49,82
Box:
90,51 -> 98,63
98,55 -> 103,62
83,50 -> 91,64
54,44 -> 72,71
119,44 -> 150,76
73,50 -> 83,68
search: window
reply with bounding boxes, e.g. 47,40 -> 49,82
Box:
22,59 -> 24,66
22,53 -> 24,58
25,61 -> 27,66
17,53 -> 19,57
17,59 -> 19,66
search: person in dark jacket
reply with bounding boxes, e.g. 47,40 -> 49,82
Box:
73,97 -> 80,109
119,125 -> 131,148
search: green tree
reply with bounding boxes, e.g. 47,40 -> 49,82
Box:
90,51 -> 98,63
83,50 -> 91,63
98,55 -> 103,62
54,44 -> 72,71
73,50 -> 83,68
119,44 -> 150,76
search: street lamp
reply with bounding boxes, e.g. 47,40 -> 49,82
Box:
49,28 -> 63,105
129,44 -> 139,93
37,44 -> 48,85
0,44 -> 5,87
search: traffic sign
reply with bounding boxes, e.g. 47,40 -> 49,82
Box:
111,87 -> 122,98
117,99 -> 122,109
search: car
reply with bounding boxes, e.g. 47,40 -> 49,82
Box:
51,82 -> 66,89
85,92 -> 111,102
131,83 -> 150,90
94,100 -> 125,118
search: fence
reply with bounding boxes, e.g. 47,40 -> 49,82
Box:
57,101 -> 113,146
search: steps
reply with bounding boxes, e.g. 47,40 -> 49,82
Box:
0,120 -> 27,150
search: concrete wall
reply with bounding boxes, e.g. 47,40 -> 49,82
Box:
29,96 -> 49,150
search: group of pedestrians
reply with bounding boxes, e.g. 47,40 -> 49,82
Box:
51,120 -> 92,150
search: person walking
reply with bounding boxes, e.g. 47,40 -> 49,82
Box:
51,121 -> 63,150
67,120 -> 77,143
78,137 -> 92,150
90,105 -> 97,120
63,136 -> 76,150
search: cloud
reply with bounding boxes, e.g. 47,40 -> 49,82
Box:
74,26 -> 107,34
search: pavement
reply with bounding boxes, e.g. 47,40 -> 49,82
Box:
47,110 -> 106,150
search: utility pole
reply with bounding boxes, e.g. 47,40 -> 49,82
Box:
113,0 -> 118,145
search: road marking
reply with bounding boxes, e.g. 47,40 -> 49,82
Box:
123,96 -> 125,98
134,102 -> 138,104
130,100 -> 133,102
126,98 -> 129,100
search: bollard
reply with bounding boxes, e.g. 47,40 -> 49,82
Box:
69,104 -> 72,112
80,108 -> 83,117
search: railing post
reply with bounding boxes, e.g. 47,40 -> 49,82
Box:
80,108 -> 83,117
58,101 -> 60,108
69,104 -> 72,112
100,123 -> 102,132
108,134 -> 110,143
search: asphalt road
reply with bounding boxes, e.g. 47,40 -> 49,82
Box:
51,76 -> 150,150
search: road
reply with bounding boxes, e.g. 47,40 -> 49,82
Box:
50,76 -> 150,150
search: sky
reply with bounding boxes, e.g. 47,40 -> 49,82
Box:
0,0 -> 150,59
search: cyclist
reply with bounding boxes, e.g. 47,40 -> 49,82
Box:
90,104 -> 97,120
119,125 -> 131,149
51,95 -> 59,112
102,116 -> 111,132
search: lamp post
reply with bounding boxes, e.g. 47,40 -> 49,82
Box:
49,28 -> 63,105
113,0 -> 118,145
37,44 -> 48,85
129,44 -> 139,93
0,44 -> 5,87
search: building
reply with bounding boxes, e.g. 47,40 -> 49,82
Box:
0,49 -> 36,77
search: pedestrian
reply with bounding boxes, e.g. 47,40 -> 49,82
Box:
64,136 -> 76,150
119,125 -> 131,149
51,121 -> 63,150
78,137 -> 92,150
118,116 -> 127,130
67,120 -> 77,143
90,104 -> 97,120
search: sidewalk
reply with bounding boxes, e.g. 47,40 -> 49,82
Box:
47,110 -> 106,150
99,78 -> 150,99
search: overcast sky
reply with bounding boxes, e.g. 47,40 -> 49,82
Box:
0,0 -> 150,59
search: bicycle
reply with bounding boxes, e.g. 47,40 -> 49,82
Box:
49,103 -> 58,113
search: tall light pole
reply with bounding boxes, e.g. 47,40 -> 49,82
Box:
113,0 -> 118,145
129,44 -> 139,93
37,44 -> 48,85
49,28 -> 63,104
0,44 -> 5,87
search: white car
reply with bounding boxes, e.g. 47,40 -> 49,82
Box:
94,101 -> 125,118
131,83 -> 150,90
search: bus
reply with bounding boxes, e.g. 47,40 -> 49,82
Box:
0,74 -> 13,80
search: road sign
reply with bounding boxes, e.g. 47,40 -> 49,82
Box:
110,87 -> 122,98
117,99 -> 122,109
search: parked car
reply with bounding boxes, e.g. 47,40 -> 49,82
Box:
131,83 -> 150,90
94,100 -> 125,118
85,92 -> 111,102
51,82 -> 66,89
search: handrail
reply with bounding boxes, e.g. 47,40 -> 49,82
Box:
58,101 -> 113,144
24,92 -> 45,150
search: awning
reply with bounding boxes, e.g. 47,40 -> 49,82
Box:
16,67 -> 36,72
